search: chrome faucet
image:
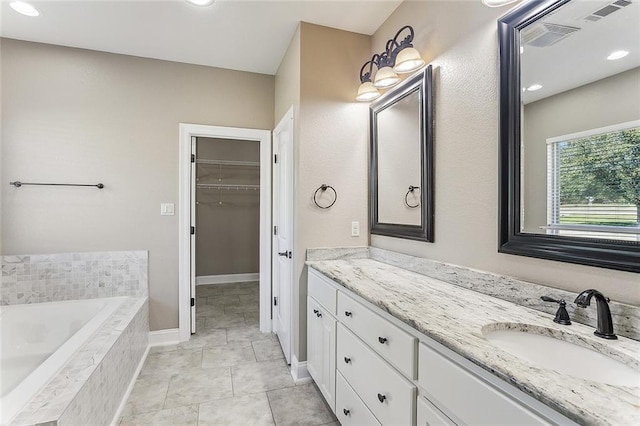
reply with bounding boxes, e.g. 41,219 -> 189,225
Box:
574,289 -> 617,340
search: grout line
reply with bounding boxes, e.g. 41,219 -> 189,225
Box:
265,390 -> 278,426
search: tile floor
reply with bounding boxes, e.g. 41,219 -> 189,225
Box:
120,282 -> 338,425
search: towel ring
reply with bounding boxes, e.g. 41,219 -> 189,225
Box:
404,185 -> 420,208
313,184 -> 337,209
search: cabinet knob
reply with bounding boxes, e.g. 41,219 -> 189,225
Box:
344,356 -> 351,364
377,393 -> 386,403
343,409 -> 350,416
313,309 -> 319,314
316,312 -> 322,318
378,336 -> 388,344
344,311 -> 352,317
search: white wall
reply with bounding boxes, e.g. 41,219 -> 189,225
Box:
370,1 -> 639,305
1,39 -> 275,330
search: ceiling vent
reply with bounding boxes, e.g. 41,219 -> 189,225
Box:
584,0 -> 632,22
521,23 -> 581,47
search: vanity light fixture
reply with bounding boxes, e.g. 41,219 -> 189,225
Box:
356,25 -> 425,101
186,0 -> 215,6
607,50 -> 629,60
527,84 -> 543,91
9,1 -> 39,16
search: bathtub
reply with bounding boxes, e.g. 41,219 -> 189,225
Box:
0,297 -> 127,425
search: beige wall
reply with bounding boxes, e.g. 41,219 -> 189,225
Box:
195,137 -> 260,276
274,23 -> 371,362
522,68 -> 640,232
1,39 -> 275,330
370,1 -> 639,306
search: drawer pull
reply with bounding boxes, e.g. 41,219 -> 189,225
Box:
378,336 -> 388,344
344,311 -> 352,317
313,309 -> 319,314
344,356 -> 352,364
316,311 -> 322,318
343,409 -> 350,416
377,393 -> 386,403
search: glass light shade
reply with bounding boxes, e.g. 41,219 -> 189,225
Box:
356,81 -> 381,102
393,47 -> 425,73
373,66 -> 401,89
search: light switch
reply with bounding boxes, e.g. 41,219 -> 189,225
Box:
351,221 -> 360,237
161,203 -> 175,216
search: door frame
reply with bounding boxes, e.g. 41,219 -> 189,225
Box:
178,123 -> 272,342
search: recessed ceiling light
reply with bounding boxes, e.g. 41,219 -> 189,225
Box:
482,0 -> 521,7
186,0 -> 215,6
527,84 -> 543,91
607,50 -> 629,60
9,1 -> 39,17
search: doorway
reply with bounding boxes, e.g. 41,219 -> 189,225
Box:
179,124 -> 271,342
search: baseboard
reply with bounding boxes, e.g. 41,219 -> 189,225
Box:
110,345 -> 149,425
290,355 -> 312,384
149,328 -> 180,347
196,273 -> 259,285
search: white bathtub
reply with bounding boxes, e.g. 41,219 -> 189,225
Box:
0,297 -> 127,425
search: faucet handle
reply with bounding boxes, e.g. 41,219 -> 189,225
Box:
540,296 -> 571,325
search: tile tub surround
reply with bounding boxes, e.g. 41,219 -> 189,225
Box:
1,251 -> 148,305
10,297 -> 149,425
306,258 -> 640,425
306,247 -> 640,341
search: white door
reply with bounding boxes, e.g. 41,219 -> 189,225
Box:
272,108 -> 294,363
190,137 -> 197,334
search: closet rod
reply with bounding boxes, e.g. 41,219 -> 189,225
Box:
9,181 -> 104,189
196,159 -> 260,167
197,183 -> 260,190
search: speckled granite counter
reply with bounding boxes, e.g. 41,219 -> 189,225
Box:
306,255 -> 640,425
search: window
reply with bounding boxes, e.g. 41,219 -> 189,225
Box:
546,120 -> 640,241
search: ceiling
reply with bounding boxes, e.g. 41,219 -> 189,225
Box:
521,0 -> 640,104
0,0 -> 404,75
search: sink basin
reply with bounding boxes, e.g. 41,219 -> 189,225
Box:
482,324 -> 640,387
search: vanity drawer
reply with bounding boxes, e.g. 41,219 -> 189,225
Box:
338,291 -> 417,378
308,269 -> 337,314
417,394 -> 455,426
418,343 -> 550,426
337,324 -> 416,425
336,371 -> 382,426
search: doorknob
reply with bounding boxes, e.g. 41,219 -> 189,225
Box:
278,251 -> 292,258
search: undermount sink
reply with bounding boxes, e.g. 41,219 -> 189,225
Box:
482,324 -> 640,387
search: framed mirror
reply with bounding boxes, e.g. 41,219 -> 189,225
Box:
370,66 -> 434,241
498,0 -> 640,272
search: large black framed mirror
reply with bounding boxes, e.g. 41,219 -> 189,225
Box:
370,66 -> 434,241
498,0 -> 640,272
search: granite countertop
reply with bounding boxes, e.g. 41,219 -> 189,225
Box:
307,258 -> 640,426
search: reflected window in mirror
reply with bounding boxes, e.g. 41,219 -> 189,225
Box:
370,66 -> 434,241
498,0 -> 640,272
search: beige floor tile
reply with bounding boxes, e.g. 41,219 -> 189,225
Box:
198,393 -> 274,426
206,312 -> 246,328
148,344 -> 179,354
244,311 -> 260,326
164,366 -> 233,408
139,348 -> 202,377
196,304 -> 226,319
120,404 -> 198,425
227,325 -> 275,344
239,294 -> 260,304
231,359 -> 294,396
202,342 -> 256,368
267,384 -> 335,426
179,328 -> 227,349
122,374 -> 171,416
206,295 -> 241,306
252,339 -> 284,362
222,284 -> 259,296
224,302 -> 259,314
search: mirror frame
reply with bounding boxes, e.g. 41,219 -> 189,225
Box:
498,0 -> 640,273
370,65 -> 434,242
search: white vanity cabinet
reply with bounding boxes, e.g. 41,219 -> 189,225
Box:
307,272 -> 338,411
307,268 -> 574,426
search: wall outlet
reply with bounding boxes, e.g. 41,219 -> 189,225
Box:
351,221 -> 360,237
161,203 -> 175,216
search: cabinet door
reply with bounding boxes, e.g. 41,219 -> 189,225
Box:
417,395 -> 455,426
307,297 -> 322,384
319,308 -> 336,411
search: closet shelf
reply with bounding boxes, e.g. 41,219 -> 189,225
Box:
196,159 -> 260,167
197,183 -> 260,190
